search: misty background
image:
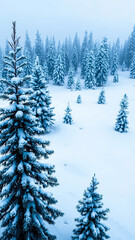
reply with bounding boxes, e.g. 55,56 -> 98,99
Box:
0,0 -> 135,46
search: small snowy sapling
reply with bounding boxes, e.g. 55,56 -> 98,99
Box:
77,95 -> 81,104
115,94 -> 128,133
98,89 -> 106,104
72,174 -> 110,240
63,103 -> 73,124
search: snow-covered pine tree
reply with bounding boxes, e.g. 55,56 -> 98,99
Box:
72,46 -> 78,73
24,49 -> 32,77
67,67 -> 75,90
81,31 -> 88,64
0,22 -> 63,240
98,89 -> 106,104
72,174 -> 110,240
35,30 -> 45,67
43,61 -> 49,83
29,56 -> 55,133
111,47 -> 118,76
75,77 -> 81,90
77,95 -> 81,104
122,61 -> 126,71
65,38 -> 70,75
53,54 -> 65,85
24,31 -> 33,65
95,38 -> 109,87
130,53 -> 135,78
47,40 -> 56,79
61,43 -> 66,75
81,47 -> 88,79
113,72 -> 119,83
115,94 -> 128,133
85,50 -> 96,89
63,103 -> 73,124
126,25 -> 135,69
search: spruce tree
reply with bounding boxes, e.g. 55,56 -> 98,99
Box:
35,30 -> 45,67
98,90 -> 106,104
67,67 -> 75,90
77,95 -> 81,104
85,50 -> 96,89
24,49 -> 32,77
47,40 -> 56,79
72,46 -> 78,72
111,47 -> 118,76
0,22 -> 63,240
126,25 -> 135,69
75,77 -> 81,90
63,103 -> 73,124
95,38 -> 109,87
72,174 -> 110,240
130,53 -> 135,78
29,56 -> 55,133
53,55 -> 65,85
81,48 -> 88,79
113,72 -> 119,83
115,94 -> 128,133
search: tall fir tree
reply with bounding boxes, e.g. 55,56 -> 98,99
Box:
95,38 -> 109,87
125,25 -> 135,69
130,53 -> 135,78
111,47 -> 118,76
72,46 -> 78,73
81,31 -> 88,64
29,56 -> 55,133
64,38 -> 70,75
53,54 -> 65,85
85,50 -> 96,89
81,48 -> 88,79
67,67 -> 75,90
115,94 -> 128,133
72,174 -> 110,240
0,22 -> 63,240
24,31 -> 33,64
35,30 -> 45,67
47,40 -> 56,79
75,77 -> 81,91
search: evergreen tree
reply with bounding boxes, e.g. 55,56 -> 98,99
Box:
115,94 -> 128,133
81,48 -> 88,79
72,174 -> 110,240
44,37 -> 49,61
81,31 -> 88,63
63,103 -> 73,124
77,95 -> 81,104
43,61 -> 49,83
29,56 -> 55,133
24,31 -> 33,64
75,77 -> 81,90
73,33 -> 81,65
130,53 -> 135,78
72,46 -> 78,72
0,21 -> 63,240
113,72 -> 119,83
85,50 -> 96,89
47,40 -> 56,79
111,47 -> 118,75
88,32 -> 94,51
121,61 -> 126,71
53,55 -> 65,85
24,49 -> 32,77
67,67 -> 75,90
126,25 -> 135,69
95,38 -> 109,87
98,90 -> 106,104
65,38 -> 70,75
61,43 -> 66,75
35,30 -> 45,66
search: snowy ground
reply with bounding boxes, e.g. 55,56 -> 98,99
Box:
46,71 -> 135,240
0,71 -> 135,239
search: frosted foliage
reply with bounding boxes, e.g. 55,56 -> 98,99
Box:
72,175 -> 110,240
